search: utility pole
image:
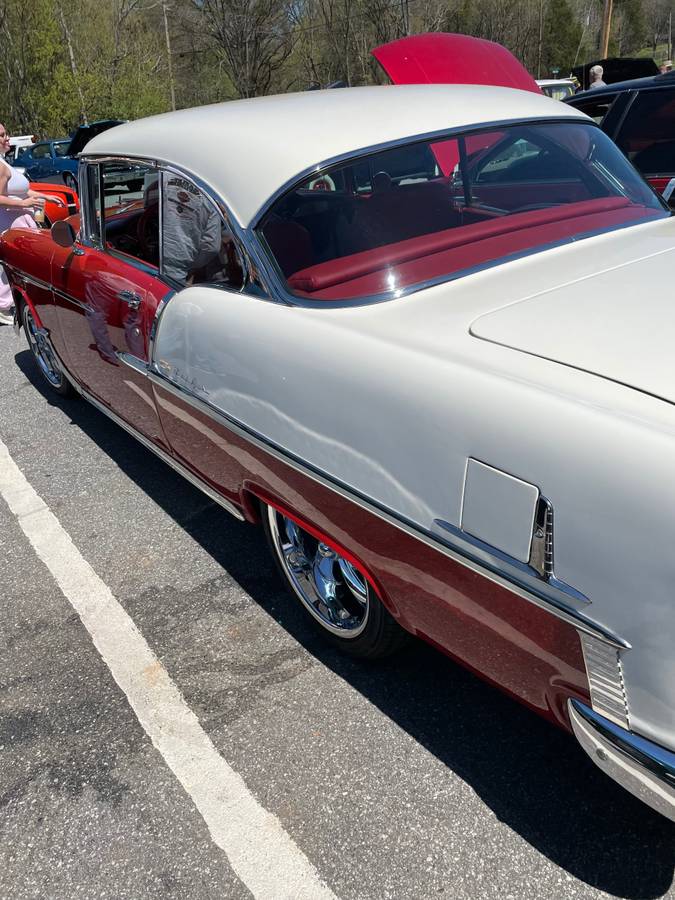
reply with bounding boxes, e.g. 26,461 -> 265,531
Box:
537,0 -> 544,78
162,1 -> 177,112
599,0 -> 613,58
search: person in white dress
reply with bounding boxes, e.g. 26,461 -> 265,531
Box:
0,122 -> 64,324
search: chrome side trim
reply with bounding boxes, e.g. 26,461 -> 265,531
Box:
146,366 -> 629,650
64,369 -> 245,523
10,269 -> 52,292
435,516 -> 592,603
568,699 -> 675,822
53,286 -> 88,312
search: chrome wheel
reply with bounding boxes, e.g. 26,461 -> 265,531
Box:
23,305 -> 65,390
266,506 -> 370,638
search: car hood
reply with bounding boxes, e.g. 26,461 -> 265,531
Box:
67,119 -> 125,157
470,226 -> 675,404
372,33 -> 540,93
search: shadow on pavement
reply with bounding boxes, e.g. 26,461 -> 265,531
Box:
15,347 -> 675,899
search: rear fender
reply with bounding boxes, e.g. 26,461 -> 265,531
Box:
246,483 -> 394,611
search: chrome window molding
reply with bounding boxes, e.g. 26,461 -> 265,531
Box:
133,360 -> 628,651
80,153 -> 271,300
252,212 -> 666,311
249,115 -> 595,227
248,119 -> 669,310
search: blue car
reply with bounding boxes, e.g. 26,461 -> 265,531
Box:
15,119 -> 124,189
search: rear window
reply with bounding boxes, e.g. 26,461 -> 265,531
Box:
259,121 -> 666,302
615,88 -> 675,175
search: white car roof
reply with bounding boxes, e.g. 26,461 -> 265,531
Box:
84,83 -> 588,227
536,79 -> 575,86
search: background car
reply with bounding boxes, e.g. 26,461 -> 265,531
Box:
571,56 -> 659,90
566,71 -> 675,206
14,119 -> 124,189
536,78 -> 576,100
35,183 -> 80,227
5,134 -> 36,165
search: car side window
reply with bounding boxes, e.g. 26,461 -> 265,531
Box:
571,94 -> 617,124
159,171 -> 244,290
615,88 -> 675,175
96,162 -> 160,268
31,144 -> 51,160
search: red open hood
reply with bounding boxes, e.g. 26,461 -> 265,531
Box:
372,33 -> 540,94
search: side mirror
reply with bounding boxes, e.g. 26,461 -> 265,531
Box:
51,219 -> 77,248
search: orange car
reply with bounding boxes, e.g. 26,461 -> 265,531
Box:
36,182 -> 79,227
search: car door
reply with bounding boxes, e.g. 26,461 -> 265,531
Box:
150,169 -> 248,492
25,143 -> 51,180
52,160 -> 170,447
612,87 -> 675,206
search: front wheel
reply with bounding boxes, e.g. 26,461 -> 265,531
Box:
22,303 -> 71,395
263,503 -> 407,659
63,172 -> 77,191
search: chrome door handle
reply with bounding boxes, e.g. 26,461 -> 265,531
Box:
119,290 -> 141,310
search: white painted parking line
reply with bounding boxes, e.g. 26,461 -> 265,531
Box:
0,436 -> 337,900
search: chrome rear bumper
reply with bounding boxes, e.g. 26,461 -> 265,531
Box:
568,699 -> 675,821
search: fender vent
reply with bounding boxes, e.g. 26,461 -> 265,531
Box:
580,633 -> 629,729
528,496 -> 554,578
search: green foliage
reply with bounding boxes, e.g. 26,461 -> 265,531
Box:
542,0 -> 583,76
0,0 -> 666,138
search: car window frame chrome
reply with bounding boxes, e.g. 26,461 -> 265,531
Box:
80,152 -> 274,301
248,115 -> 595,228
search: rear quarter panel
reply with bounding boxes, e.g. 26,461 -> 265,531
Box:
152,267 -> 675,752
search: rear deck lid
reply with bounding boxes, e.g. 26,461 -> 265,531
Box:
470,236 -> 675,404
372,33 -> 540,94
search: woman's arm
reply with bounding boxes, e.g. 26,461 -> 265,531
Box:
27,188 -> 65,207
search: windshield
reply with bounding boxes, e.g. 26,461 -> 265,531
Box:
259,121 -> 667,302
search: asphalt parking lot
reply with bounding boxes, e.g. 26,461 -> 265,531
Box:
0,322 -> 674,900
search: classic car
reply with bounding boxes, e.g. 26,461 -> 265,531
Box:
2,81 -> 675,823
566,71 -> 675,206
14,120 -> 124,189
32,182 -> 80,227
536,78 -> 576,101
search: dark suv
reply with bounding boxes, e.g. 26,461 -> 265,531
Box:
566,72 -> 675,206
